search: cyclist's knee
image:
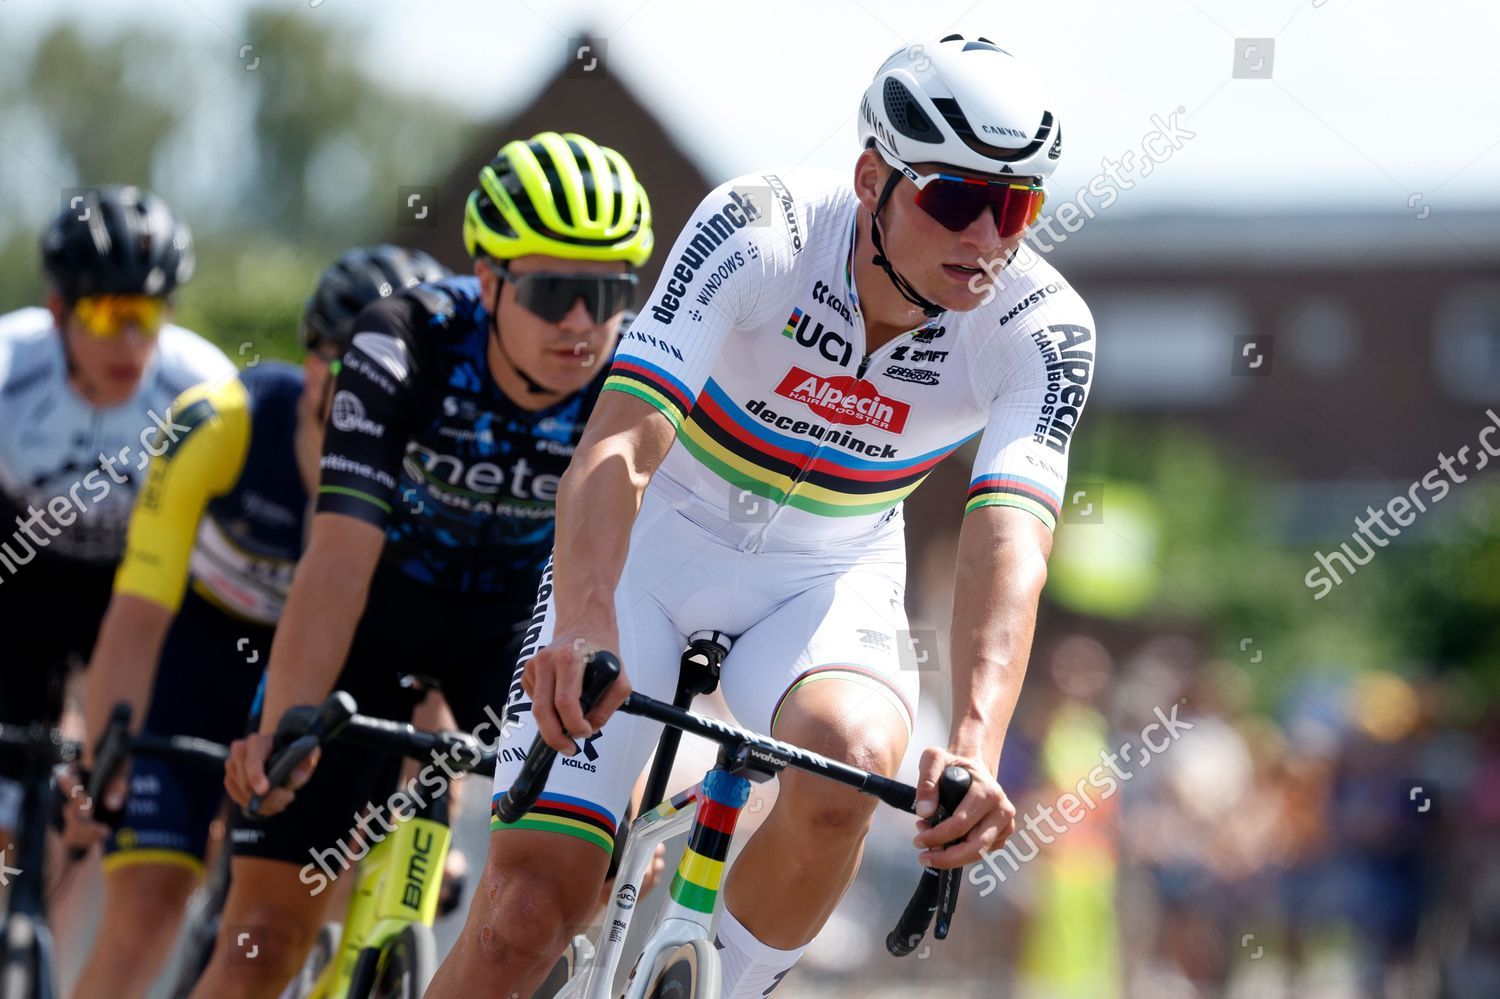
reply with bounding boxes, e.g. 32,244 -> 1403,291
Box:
212,858 -> 329,983
99,861 -> 197,941
471,831 -> 607,969
770,724 -> 902,834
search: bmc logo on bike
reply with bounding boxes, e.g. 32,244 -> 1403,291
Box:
402,827 -> 435,910
773,366 -> 911,433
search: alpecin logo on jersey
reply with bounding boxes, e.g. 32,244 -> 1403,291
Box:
650,191 -> 761,326
1028,323 -> 1093,454
783,307 -> 853,367
774,366 -> 911,433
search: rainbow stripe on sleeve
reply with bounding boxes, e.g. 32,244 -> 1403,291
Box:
965,474 -> 1062,530
603,356 -> 696,428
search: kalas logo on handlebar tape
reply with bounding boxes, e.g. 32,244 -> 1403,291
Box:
650,191 -> 761,326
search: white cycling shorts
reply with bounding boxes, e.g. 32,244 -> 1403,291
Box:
487,482 -> 920,856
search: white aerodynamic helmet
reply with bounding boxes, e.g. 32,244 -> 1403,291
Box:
857,34 -> 1061,180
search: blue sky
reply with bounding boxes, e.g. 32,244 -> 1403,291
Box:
3,0 -> 1497,218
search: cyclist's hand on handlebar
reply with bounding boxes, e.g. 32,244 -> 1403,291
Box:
522,631 -> 632,754
56,764 -> 121,851
223,730 -> 319,815
911,746 -> 1015,868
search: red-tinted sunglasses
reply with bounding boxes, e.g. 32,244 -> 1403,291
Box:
875,144 -> 1045,238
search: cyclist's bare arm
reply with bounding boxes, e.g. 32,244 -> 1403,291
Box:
83,596 -> 173,761
261,513 -> 384,729
528,391 -> 678,753
58,594 -> 178,843
223,512 -> 382,811
913,505 -> 1052,866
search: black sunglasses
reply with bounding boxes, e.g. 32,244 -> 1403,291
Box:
487,262 -> 638,324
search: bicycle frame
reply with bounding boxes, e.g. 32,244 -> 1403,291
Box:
0,724 -> 79,999
502,649 -> 971,998
304,805 -> 452,998
555,768 -> 748,999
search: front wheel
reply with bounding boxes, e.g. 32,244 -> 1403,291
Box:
643,938 -> 720,999
1,913 -> 54,999
355,923 -> 435,999
277,921 -> 340,999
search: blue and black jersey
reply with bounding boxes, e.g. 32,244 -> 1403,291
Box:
316,275 -> 609,597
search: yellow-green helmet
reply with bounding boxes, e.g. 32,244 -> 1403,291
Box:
463,131 -> 653,267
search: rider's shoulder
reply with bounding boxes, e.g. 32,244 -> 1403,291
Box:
0,307 -> 58,390
976,252 -> 1094,334
152,324 -> 236,394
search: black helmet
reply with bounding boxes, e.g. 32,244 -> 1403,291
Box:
40,185 -> 194,300
301,244 -> 452,353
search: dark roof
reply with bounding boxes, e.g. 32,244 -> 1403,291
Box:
1050,207 -> 1500,275
384,38 -> 714,295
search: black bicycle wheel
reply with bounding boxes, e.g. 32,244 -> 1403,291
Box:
369,924 -> 436,999
535,933 -> 593,998
643,938 -> 720,999
1,913 -> 47,999
281,921 -> 340,999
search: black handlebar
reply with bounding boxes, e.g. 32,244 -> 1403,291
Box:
65,703 -> 233,860
495,651 -> 621,825
245,692 -> 356,818
84,703 -> 134,832
244,691 -> 499,819
497,651 -> 978,954
885,765 -> 971,956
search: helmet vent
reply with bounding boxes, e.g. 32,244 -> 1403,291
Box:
882,78 -> 938,143
931,97 -> 1052,163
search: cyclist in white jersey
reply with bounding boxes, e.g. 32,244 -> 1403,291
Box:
0,186 -> 232,844
434,35 -> 1095,996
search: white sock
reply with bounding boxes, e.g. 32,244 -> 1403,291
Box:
714,905 -> 806,998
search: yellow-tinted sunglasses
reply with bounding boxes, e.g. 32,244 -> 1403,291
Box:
72,295 -> 168,338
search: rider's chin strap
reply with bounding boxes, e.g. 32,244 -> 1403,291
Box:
488,274 -> 560,398
868,170 -> 946,320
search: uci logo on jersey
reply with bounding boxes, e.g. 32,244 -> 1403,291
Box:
782,307 -> 853,368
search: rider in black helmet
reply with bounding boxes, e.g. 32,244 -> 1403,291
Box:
0,187 -> 232,847
60,245 -> 449,998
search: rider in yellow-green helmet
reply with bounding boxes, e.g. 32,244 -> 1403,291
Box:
464,131 -> 654,401
191,134 -> 656,998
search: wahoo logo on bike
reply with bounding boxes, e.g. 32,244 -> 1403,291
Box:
782,306 -> 853,367
650,190 -> 761,325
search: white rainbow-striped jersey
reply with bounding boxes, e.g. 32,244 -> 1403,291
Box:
604,169 -> 1096,551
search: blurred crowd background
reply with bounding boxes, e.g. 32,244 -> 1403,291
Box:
3,1 -> 1496,996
